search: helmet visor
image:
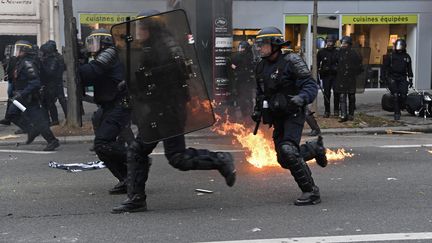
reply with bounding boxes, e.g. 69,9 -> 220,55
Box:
135,19 -> 150,41
85,34 -> 105,53
254,38 -> 272,48
135,16 -> 164,41
12,43 -> 32,57
395,41 -> 405,51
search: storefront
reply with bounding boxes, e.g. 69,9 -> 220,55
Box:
78,13 -> 136,41
233,0 -> 432,90
0,0 -> 41,61
341,14 -> 418,88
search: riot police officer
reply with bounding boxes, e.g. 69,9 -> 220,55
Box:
382,39 -> 413,120
335,36 -> 362,122
40,40 -> 66,126
251,27 -> 326,206
317,36 -> 339,117
230,40 -> 255,120
79,29 -> 131,194
6,40 -> 60,151
0,45 -> 16,126
111,10 -> 236,213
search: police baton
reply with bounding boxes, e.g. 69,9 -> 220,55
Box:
9,99 -> 27,112
253,118 -> 261,135
317,74 -> 330,104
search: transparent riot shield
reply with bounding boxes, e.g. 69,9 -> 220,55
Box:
111,9 -> 215,143
335,47 -> 369,94
353,47 -> 371,93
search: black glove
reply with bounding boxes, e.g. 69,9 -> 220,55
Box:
251,110 -> 262,123
290,95 -> 305,107
408,78 -> 413,88
12,92 -> 22,101
117,80 -> 127,92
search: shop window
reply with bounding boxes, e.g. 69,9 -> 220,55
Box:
342,20 -> 416,88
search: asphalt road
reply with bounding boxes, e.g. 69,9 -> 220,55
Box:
1,134 -> 432,242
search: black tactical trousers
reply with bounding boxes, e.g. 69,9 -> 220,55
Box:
339,93 -> 356,118
235,83 -> 254,119
93,103 -> 131,182
389,79 -> 409,115
272,113 -> 316,192
126,133 -> 230,198
322,75 -> 339,114
41,91 -> 59,123
6,102 -> 56,142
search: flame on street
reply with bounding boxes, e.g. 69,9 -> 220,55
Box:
212,113 -> 354,168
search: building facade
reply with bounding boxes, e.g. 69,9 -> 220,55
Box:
1,0 -> 431,90
0,0 -> 62,61
233,0 -> 432,90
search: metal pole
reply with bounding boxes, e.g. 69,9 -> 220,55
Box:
63,0 -> 81,127
311,0 -> 318,113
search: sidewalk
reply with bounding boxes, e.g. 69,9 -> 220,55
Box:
1,89 -> 432,146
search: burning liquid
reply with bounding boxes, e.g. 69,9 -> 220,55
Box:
213,113 -> 353,168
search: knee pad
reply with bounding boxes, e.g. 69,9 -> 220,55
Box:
278,141 -> 300,169
126,141 -> 149,164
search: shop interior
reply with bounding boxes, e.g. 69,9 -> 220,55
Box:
343,23 -> 416,88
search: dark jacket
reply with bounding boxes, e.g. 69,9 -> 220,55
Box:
317,47 -> 339,77
382,51 -> 413,82
79,47 -> 125,105
255,51 -> 318,115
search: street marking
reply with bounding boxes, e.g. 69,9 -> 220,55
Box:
379,144 -> 432,148
200,232 -> 432,243
0,149 -> 56,154
151,149 -> 245,155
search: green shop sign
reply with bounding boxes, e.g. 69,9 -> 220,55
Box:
80,13 -> 136,24
342,15 -> 418,24
285,15 -> 309,24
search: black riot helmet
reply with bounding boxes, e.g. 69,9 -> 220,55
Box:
255,26 -> 289,58
40,40 -> 57,56
326,35 -> 336,48
12,40 -> 35,57
85,28 -> 113,53
255,27 -> 287,46
340,36 -> 353,48
135,9 -> 164,41
137,9 -> 160,18
394,39 -> 406,52
238,40 -> 250,52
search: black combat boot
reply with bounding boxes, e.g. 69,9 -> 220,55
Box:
216,152 -> 236,187
300,136 -> 328,167
394,113 -> 401,121
0,119 -> 11,125
339,116 -> 348,122
294,185 -> 321,206
109,180 -> 127,195
43,139 -> 60,151
111,194 -> 147,214
26,129 -> 40,144
308,129 -> 321,136
323,112 -> 330,118
315,136 -> 328,167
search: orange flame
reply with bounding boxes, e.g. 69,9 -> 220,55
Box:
213,113 -> 353,168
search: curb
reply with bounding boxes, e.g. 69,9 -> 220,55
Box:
1,125 -> 432,147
